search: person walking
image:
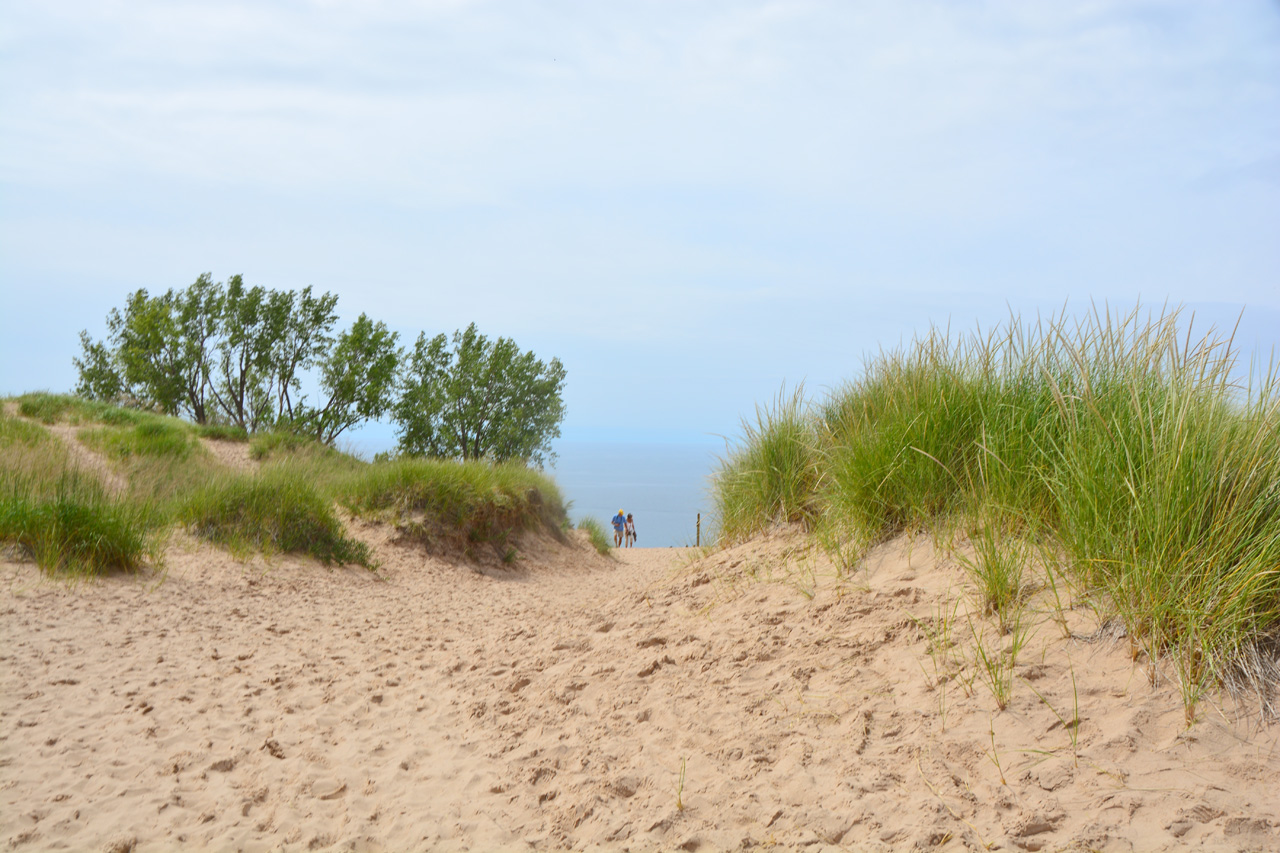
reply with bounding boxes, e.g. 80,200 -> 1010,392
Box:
624,513 -> 637,548
611,509 -> 626,547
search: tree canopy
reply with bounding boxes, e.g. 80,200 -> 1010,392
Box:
394,323 -> 566,467
75,274 -> 397,445
75,277 -> 567,461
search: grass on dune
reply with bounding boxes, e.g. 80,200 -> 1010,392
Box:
195,423 -> 248,442
182,471 -> 373,567
79,419 -> 198,461
18,391 -> 153,427
340,458 -> 567,553
713,387 -> 822,545
0,469 -> 156,576
250,430 -> 314,460
1,405 -> 156,575
577,517 -> 613,555
0,409 -> 55,447
712,305 -> 1280,720
3,395 -> 572,574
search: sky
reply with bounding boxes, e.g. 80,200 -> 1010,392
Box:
2,0 -> 1278,453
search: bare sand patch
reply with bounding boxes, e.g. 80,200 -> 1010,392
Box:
199,437 -> 256,474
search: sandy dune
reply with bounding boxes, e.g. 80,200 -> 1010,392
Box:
2,523 -> 1278,851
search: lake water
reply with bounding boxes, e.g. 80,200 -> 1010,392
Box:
552,441 -> 721,547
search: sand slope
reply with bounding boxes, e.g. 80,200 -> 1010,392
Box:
2,524 -> 1278,852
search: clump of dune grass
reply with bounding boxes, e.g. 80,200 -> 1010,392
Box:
0,472 -> 156,575
17,391 -> 85,424
1,407 -> 157,575
183,471 -> 372,567
1,408 -> 53,447
340,458 -> 566,555
250,430 -> 312,460
577,517 -> 612,555
712,387 -> 821,545
17,391 -> 152,427
712,305 -> 1280,721
196,423 -> 248,442
80,419 -> 197,461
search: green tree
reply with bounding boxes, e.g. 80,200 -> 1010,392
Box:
394,322 -> 566,467
73,330 -> 124,403
296,314 -> 401,445
75,273 -> 357,441
75,287 -> 193,417
77,275 -> 223,421
173,273 -> 224,424
266,286 -> 339,424
209,275 -> 275,430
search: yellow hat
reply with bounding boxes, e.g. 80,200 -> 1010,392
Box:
618,509 -> 625,514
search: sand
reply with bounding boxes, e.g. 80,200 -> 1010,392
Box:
3,518 -> 1278,852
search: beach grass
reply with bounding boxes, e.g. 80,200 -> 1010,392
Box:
2,395 -> 572,574
0,470 -> 156,575
79,419 -> 198,461
1,404 -> 157,574
340,457 -> 566,551
250,430 -> 313,460
712,387 -> 822,545
711,306 -> 1280,717
195,423 -> 249,442
182,471 -> 373,567
17,391 -> 152,427
577,517 -> 613,555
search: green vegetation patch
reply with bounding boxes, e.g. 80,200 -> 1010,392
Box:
1,407 -> 53,447
342,458 -> 566,553
196,423 -> 249,442
713,387 -> 822,544
250,430 -> 314,460
712,307 -> 1280,718
183,472 -> 372,567
17,392 -> 150,426
576,517 -> 613,556
0,474 -> 155,575
4,394 -> 575,573
80,420 -> 196,461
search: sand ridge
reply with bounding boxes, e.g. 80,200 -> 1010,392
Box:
2,524 -> 1278,851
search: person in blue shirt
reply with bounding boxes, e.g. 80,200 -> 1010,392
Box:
611,509 -> 626,547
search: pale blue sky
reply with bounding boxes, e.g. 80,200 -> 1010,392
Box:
2,1 -> 1278,452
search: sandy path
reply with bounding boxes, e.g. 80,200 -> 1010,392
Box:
0,538 -> 692,851
42,422 -> 130,496
2,530 -> 1278,851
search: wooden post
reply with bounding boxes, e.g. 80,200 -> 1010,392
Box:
696,513 -> 701,548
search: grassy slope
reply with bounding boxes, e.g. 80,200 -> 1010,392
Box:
1,393 -> 569,575
711,308 -> 1280,720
